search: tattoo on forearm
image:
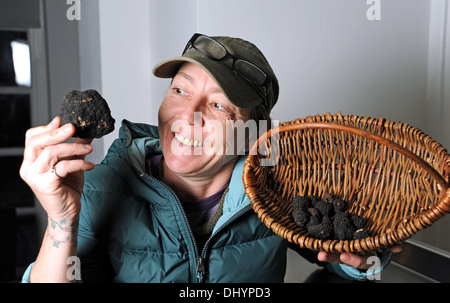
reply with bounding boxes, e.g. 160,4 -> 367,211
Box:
48,217 -> 79,248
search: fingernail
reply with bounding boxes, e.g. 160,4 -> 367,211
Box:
317,252 -> 326,261
49,116 -> 60,128
62,124 -> 73,133
341,253 -> 350,263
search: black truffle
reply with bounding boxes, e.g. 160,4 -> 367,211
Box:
322,214 -> 331,224
292,209 -> 310,228
353,228 -> 371,240
307,223 -> 333,240
333,198 -> 347,213
315,200 -> 333,216
307,195 -> 318,207
334,223 -> 355,241
306,214 -> 321,228
333,211 -> 350,225
351,214 -> 368,230
322,192 -> 333,203
291,193 -> 371,241
60,89 -> 115,138
333,211 -> 355,240
307,207 -> 321,218
292,196 -> 310,211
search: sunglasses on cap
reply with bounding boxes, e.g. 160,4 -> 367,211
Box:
182,33 -> 271,104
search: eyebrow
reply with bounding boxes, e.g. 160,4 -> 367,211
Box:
174,71 -> 196,85
208,86 -> 225,95
174,71 -> 225,95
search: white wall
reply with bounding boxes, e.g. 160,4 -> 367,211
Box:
146,0 -> 431,131
428,0 -> 450,149
420,0 -> 450,250
198,0 -> 430,127
93,0 -> 442,150
80,0 -> 449,249
97,0 -> 153,151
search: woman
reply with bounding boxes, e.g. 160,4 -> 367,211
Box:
20,33 -> 399,282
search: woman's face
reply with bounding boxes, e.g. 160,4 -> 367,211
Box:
158,62 -> 252,178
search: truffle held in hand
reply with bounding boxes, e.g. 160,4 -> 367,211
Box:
60,89 -> 115,138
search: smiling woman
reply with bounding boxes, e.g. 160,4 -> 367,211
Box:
20,32 -> 398,283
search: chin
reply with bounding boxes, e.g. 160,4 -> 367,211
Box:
163,152 -> 206,175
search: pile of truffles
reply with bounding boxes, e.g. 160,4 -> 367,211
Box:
291,193 -> 370,241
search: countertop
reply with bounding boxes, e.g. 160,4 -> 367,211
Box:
284,239 -> 449,283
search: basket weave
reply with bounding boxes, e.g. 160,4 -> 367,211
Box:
243,112 -> 450,253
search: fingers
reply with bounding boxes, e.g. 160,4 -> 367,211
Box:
317,251 -> 340,264
388,243 -> 403,253
50,158 -> 95,178
339,252 -> 372,269
34,142 -> 94,170
75,137 -> 94,145
25,118 -> 76,163
318,251 -> 376,270
20,118 -> 97,223
21,117 -> 96,185
319,243 -> 403,271
24,116 -> 61,141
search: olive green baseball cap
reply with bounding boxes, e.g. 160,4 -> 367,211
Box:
152,33 -> 279,111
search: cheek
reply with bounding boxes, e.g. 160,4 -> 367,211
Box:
158,99 -> 169,123
158,100 -> 172,146
158,98 -> 178,133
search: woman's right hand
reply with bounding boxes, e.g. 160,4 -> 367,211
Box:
20,116 -> 96,222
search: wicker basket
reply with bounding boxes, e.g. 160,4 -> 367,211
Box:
243,112 -> 450,253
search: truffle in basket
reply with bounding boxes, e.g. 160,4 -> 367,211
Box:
292,193 -> 371,241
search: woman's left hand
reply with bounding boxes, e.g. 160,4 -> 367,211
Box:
317,243 -> 403,270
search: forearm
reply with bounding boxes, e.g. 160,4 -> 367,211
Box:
30,217 -> 79,283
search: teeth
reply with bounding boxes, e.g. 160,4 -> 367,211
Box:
175,133 -> 202,147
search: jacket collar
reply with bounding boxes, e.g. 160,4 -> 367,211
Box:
119,119 -> 161,174
212,155 -> 251,233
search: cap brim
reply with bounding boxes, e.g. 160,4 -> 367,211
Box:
152,54 -> 262,109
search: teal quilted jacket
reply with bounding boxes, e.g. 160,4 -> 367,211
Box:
77,120 -> 288,282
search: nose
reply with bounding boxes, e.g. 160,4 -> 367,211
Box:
180,98 -> 205,127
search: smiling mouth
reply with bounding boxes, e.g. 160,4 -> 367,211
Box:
174,132 -> 203,147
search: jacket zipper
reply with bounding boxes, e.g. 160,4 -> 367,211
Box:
141,173 -> 201,282
196,205 -> 252,283
142,173 -> 252,283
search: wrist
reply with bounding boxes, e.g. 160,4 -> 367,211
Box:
46,206 -> 80,224
47,216 -> 79,248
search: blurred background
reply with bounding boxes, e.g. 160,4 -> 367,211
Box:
0,0 -> 449,282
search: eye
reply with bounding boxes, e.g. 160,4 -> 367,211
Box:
212,102 -> 226,111
173,87 -> 188,95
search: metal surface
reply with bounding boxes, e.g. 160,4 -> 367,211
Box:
285,239 -> 450,283
391,239 -> 450,283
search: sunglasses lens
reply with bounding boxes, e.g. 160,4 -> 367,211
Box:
234,59 -> 267,86
193,36 -> 227,60
185,34 -> 269,100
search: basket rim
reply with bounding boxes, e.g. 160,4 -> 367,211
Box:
243,114 -> 450,253
249,121 -> 449,192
